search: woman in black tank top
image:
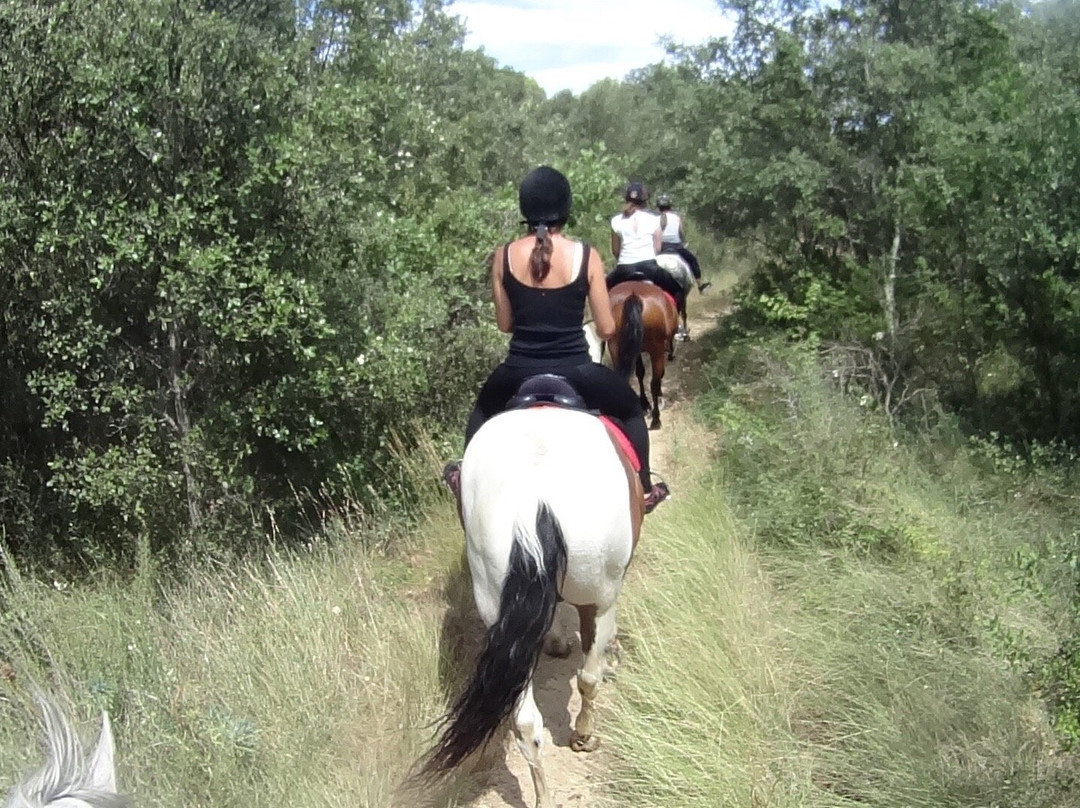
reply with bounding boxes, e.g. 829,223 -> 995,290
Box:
445,167 -> 670,513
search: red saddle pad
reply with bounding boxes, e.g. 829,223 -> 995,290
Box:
599,416 -> 641,472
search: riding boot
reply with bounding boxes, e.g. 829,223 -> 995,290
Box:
637,463 -> 671,515
644,480 -> 671,514
442,460 -> 462,499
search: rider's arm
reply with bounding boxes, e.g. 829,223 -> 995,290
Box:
587,248 -> 616,340
492,247 -> 513,333
678,221 -> 687,245
652,226 -> 663,254
610,231 -> 621,262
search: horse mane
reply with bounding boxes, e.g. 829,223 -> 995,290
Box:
5,694 -> 128,808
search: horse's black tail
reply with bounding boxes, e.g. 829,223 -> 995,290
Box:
616,294 -> 644,380
421,503 -> 567,777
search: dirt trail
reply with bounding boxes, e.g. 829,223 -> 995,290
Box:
461,290 -> 730,808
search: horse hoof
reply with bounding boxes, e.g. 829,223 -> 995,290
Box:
544,635 -> 573,658
570,733 -> 600,753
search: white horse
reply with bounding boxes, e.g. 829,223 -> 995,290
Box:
421,406 -> 642,808
5,695 -> 124,808
583,320 -> 604,363
655,252 -> 693,341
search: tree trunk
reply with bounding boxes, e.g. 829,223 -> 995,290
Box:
884,220 -> 901,347
168,322 -> 203,531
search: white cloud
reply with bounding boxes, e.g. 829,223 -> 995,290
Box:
449,0 -> 735,95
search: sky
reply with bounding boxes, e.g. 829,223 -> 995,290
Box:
448,0 -> 736,96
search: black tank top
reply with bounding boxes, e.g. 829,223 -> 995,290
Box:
504,241 -> 592,368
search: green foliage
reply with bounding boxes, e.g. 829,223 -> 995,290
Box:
698,336 -> 941,558
1,0 -> 338,561
696,329 -> 1080,761
564,145 -> 630,249
661,0 -> 1080,446
965,435 -> 1080,749
0,0 -> 540,565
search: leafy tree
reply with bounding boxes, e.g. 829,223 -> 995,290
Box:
0,0 -> 529,565
663,0 -> 1080,444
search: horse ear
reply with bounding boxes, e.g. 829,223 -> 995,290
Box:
85,711 -> 117,793
37,693 -> 78,780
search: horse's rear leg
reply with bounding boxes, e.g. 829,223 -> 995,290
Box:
571,604 -> 618,753
543,603 -> 573,658
513,681 -> 554,808
649,359 -> 665,429
636,355 -> 649,411
674,302 -> 689,347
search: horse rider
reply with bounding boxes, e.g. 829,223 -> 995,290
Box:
604,182 -> 688,313
657,194 -> 711,293
443,167 -> 670,513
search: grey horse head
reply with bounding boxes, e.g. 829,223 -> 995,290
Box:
4,695 -> 127,808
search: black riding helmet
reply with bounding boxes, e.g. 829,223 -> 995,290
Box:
519,166 -> 572,225
657,194 -> 672,210
624,182 -> 648,204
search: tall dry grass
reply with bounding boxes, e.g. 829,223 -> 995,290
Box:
0,443 -> 474,806
599,333 -> 1078,807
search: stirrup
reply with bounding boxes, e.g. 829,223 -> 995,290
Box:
441,460 -> 461,499
644,480 -> 671,514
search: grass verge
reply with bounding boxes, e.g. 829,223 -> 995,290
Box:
602,333 -> 1079,807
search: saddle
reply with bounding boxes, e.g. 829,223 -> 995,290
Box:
506,374 -> 589,412
506,375 -> 641,472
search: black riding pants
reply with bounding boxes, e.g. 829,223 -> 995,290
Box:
606,260 -> 687,312
465,360 -> 654,491
660,243 -> 702,280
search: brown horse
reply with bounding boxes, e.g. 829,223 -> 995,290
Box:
607,281 -> 679,429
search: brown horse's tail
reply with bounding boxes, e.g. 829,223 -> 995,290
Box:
616,295 -> 643,380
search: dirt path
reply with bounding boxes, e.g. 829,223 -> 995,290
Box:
460,290 -> 731,808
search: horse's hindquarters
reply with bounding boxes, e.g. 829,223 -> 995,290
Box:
461,408 -> 636,605
426,407 -> 638,805
656,253 -> 692,293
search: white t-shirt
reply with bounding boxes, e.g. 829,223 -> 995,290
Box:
610,209 -> 661,264
660,211 -> 682,244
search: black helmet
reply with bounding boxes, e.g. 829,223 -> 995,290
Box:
657,194 -> 672,209
519,166 -> 572,225
624,182 -> 648,204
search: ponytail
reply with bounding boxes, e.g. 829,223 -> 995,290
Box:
529,224 -> 554,282
621,202 -> 637,218
660,211 -> 668,231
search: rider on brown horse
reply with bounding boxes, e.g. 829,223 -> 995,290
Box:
604,182 -> 688,313
443,167 -> 670,513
